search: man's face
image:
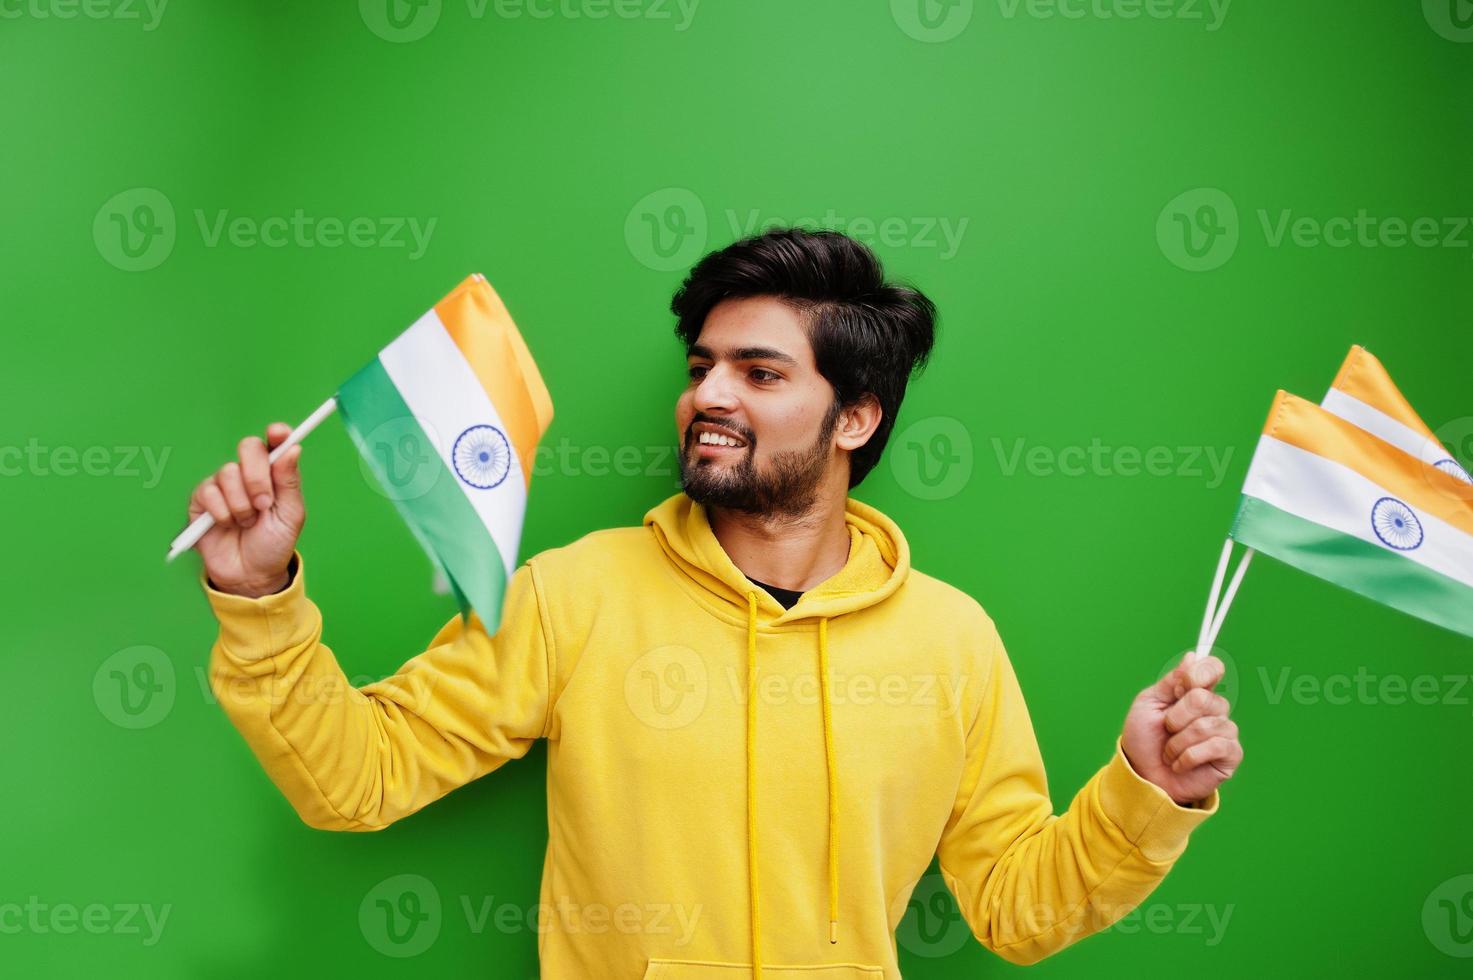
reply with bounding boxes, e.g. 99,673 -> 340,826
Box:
675,295 -> 844,518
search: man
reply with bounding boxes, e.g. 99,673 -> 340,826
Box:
187,228 -> 1241,979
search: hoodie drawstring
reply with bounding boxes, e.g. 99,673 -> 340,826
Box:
745,591 -> 839,980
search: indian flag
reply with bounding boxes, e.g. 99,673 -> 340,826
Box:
1230,347 -> 1473,639
336,274 -> 554,633
1321,345 -> 1472,485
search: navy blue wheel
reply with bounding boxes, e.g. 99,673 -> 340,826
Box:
452,424 -> 512,490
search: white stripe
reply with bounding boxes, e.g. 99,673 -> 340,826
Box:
379,309 -> 527,579
1241,435 -> 1473,590
1321,389 -> 1458,471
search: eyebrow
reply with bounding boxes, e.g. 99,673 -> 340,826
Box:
686,343 -> 799,367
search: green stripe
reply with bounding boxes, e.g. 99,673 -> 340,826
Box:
337,358 -> 511,633
1231,495 -> 1473,639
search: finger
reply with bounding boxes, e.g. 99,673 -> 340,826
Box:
1176,654 -> 1225,698
196,480 -> 234,528
265,422 -> 292,452
238,436 -> 273,511
217,462 -> 257,528
1161,652 -> 1225,700
1164,687 -> 1231,733
270,444 -> 304,516
1171,734 -> 1244,773
1154,651 -> 1198,700
1164,715 -> 1238,767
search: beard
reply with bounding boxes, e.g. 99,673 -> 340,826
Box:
678,401 -> 842,519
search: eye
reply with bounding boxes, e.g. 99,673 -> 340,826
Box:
750,368 -> 781,383
687,364 -> 709,381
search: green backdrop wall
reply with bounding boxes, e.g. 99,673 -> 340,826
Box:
4,1 -> 1472,976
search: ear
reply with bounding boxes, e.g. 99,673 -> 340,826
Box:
834,394 -> 883,452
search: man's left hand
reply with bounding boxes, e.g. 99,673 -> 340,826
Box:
1120,651 -> 1243,807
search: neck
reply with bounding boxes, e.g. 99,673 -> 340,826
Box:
707,482 -> 851,593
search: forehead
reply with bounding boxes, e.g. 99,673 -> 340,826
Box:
689,296 -> 815,369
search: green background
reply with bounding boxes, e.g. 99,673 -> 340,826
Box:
4,0 -> 1472,976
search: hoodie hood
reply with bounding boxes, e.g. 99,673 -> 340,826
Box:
642,490 -> 911,625
641,490 -> 911,978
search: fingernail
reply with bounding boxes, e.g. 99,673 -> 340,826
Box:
254,494 -> 273,510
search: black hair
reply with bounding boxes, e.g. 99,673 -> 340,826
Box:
670,227 -> 938,489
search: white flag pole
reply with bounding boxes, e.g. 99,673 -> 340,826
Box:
164,396 -> 339,563
1206,547 -> 1256,651
1189,538 -> 1257,663
1190,538 -> 1234,663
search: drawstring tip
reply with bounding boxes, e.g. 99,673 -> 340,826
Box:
829,920 -> 838,944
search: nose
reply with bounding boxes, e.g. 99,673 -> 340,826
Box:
692,363 -> 739,414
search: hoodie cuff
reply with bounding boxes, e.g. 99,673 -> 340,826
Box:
1097,735 -> 1219,863
199,551 -> 318,659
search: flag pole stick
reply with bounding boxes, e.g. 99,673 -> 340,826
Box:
164,396 -> 338,564
1190,539 -> 1234,663
1206,547 -> 1256,651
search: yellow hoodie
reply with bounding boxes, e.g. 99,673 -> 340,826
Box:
203,491 -> 1218,979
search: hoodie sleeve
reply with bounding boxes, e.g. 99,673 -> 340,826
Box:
203,550 -> 553,832
935,617 -> 1217,966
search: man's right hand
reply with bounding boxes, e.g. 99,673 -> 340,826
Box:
186,422 -> 306,598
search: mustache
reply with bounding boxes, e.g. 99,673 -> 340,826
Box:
686,414 -> 755,446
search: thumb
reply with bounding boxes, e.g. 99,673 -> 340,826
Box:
1152,650 -> 1197,701
270,444 -> 305,523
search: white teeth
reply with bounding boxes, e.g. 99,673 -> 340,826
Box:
698,431 -> 743,447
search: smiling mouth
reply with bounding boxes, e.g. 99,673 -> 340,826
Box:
688,421 -> 749,451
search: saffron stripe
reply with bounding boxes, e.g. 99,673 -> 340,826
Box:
434,275 -> 553,486
1330,345 -> 1433,437
1262,391 -> 1473,536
